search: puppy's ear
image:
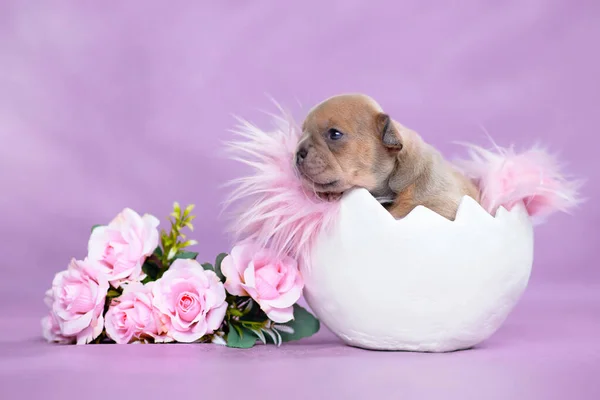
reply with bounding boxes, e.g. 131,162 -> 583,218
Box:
376,113 -> 403,150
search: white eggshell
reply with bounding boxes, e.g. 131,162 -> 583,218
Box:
302,188 -> 534,352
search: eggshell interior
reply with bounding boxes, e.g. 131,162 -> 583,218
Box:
302,188 -> 534,352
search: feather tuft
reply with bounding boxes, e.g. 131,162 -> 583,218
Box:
454,143 -> 584,224
222,109 -> 339,268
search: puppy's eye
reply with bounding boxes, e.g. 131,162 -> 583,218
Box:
328,129 -> 344,141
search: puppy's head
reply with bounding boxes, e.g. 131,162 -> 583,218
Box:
296,94 -> 408,199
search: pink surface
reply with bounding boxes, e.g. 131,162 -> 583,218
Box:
1,1 -> 599,398
2,286 -> 599,399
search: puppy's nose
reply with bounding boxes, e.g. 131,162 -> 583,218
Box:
296,147 -> 308,165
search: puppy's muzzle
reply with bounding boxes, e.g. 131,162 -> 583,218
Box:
296,146 -> 308,166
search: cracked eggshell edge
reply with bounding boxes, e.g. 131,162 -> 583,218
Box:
302,188 -> 534,352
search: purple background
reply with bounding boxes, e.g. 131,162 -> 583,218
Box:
1,1 -> 599,399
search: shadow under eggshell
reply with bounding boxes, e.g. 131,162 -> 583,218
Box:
302,188 -> 534,352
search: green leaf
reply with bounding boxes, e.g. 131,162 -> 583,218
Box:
142,260 -> 160,280
166,247 -> 178,260
153,246 -> 163,258
277,304 -> 320,343
180,239 -> 198,248
214,253 -> 228,281
174,251 -> 198,260
91,224 -> 102,232
106,289 -> 122,300
227,307 -> 244,317
201,263 -> 214,272
183,204 -> 195,218
226,324 -> 258,349
261,327 -> 282,346
173,201 -> 181,217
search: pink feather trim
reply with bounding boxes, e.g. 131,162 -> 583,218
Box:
454,143 -> 583,224
223,111 -> 339,267
224,109 -> 583,265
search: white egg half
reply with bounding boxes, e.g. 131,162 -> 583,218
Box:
302,188 -> 534,352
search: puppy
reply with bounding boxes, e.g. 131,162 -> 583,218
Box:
295,93 -> 480,220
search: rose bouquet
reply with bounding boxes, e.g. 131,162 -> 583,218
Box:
42,203 -> 319,347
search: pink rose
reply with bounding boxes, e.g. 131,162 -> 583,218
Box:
41,289 -> 74,344
152,259 -> 227,343
42,313 -> 74,344
221,242 -> 303,323
88,208 -> 159,287
104,282 -> 170,344
48,258 -> 109,345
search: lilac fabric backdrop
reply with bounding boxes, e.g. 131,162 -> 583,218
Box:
1,1 -> 599,399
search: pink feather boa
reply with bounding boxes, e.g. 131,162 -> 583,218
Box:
223,112 -> 339,267
454,143 -> 583,225
224,113 -> 582,265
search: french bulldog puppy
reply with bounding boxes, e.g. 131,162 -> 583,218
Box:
295,93 -> 480,220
